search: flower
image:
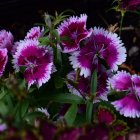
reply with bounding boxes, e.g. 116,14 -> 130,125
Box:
70,27 -> 126,78
13,39 -> 54,88
107,71 -> 132,91
119,0 -> 140,11
78,125 -> 109,140
11,41 -> 23,55
0,48 -> 8,77
54,128 -> 83,140
107,71 -> 140,118
57,14 -> 92,53
39,120 -> 57,140
97,106 -> 116,125
66,69 -> 109,102
66,71 -> 90,98
25,26 -> 44,40
0,124 -> 7,132
0,30 -> 14,51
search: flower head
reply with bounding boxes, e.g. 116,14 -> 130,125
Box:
0,48 -> 8,77
107,71 -> 140,118
25,26 -> 44,40
57,14 -> 92,53
70,27 -> 126,78
0,30 -> 14,51
13,39 -> 54,88
97,106 -> 116,125
67,69 -> 109,102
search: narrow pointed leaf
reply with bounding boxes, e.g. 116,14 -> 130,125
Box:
64,103 -> 78,125
86,101 -> 93,123
91,70 -> 97,96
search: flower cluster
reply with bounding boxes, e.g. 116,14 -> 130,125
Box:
59,14 -> 126,104
0,12 -> 140,139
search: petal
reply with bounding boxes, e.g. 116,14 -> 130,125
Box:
0,30 -> 14,51
69,47 -> 96,78
66,71 -> 90,97
25,26 -> 44,40
57,14 -> 92,53
92,27 -> 126,71
0,48 -> 8,77
97,106 -> 116,125
113,120 -> 128,133
55,128 -> 83,140
39,120 -> 57,140
132,74 -> 140,89
107,71 -> 132,91
112,93 -> 140,118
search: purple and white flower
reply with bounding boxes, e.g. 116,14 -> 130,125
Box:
13,39 -> 54,88
57,14 -> 92,53
0,48 -> 8,77
70,27 -> 126,78
67,69 -> 109,102
107,71 -> 140,118
25,26 -> 44,40
0,30 -> 14,51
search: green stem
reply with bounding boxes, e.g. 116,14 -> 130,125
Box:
119,11 -> 125,37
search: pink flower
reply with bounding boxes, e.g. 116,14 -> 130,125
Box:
107,71 -> 140,118
0,123 -> 7,132
97,106 -> 116,125
107,71 -> 132,91
11,41 -> 23,55
57,14 -> 92,53
0,48 -> 8,77
0,30 -> 14,51
67,68 -> 109,102
25,26 -> 44,40
70,27 -> 126,78
13,39 -> 55,88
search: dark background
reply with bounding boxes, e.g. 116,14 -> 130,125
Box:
0,0 -> 113,30
0,0 -> 140,71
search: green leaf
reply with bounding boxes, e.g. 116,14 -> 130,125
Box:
54,75 -> 64,89
64,103 -> 78,126
91,70 -> 97,96
108,90 -> 128,101
20,100 -> 29,118
74,114 -> 86,126
42,28 -> 49,36
0,88 -> 7,100
86,101 -> 93,123
35,93 -> 85,104
24,111 -> 44,124
54,47 -> 62,67
39,37 -> 51,46
0,102 -> 8,115
51,29 -> 60,43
